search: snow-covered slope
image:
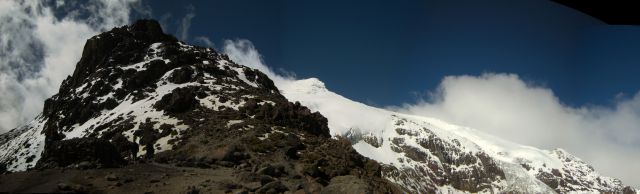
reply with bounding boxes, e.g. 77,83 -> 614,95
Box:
0,116 -> 47,171
280,78 -> 636,193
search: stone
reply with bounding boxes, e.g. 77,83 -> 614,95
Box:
168,67 -> 194,84
105,174 -> 119,181
57,183 -> 72,191
320,175 -> 368,194
259,175 -> 276,185
154,87 -> 197,113
234,189 -> 249,194
255,181 -> 288,194
243,182 -> 262,191
183,186 -> 200,194
256,164 -> 286,177
76,161 -> 95,169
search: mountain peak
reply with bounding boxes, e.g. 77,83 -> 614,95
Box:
129,19 -> 165,36
69,19 -> 177,89
284,77 -> 327,94
0,21 -> 399,193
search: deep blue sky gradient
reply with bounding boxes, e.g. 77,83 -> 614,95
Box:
147,0 -> 640,107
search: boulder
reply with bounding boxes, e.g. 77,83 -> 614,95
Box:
154,87 -> 197,113
255,181 -> 288,194
320,175 -> 368,194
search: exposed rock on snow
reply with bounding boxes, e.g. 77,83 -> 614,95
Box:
281,77 -> 638,193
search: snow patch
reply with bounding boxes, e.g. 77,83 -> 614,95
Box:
226,120 -> 244,128
0,116 -> 47,171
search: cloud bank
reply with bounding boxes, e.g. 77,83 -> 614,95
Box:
0,0 -> 141,133
391,73 -> 640,186
223,40 -> 640,186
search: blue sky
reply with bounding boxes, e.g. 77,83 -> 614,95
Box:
149,0 -> 640,108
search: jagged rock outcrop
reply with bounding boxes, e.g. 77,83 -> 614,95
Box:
0,20 -> 400,193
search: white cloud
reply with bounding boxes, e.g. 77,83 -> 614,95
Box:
177,5 -> 195,41
391,73 -> 640,186
0,0 -> 140,133
194,36 -> 214,48
222,39 -> 295,87
158,13 -> 173,31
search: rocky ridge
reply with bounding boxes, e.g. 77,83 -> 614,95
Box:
0,20 -> 400,193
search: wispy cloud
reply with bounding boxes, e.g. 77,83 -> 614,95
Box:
390,73 -> 640,186
177,4 -> 195,41
158,12 -> 172,31
194,36 -> 214,48
0,0 -> 141,133
222,39 -> 295,87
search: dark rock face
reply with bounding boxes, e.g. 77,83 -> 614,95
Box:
167,66 -> 194,84
533,149 -> 635,193
70,20 -> 176,88
0,163 -> 6,174
385,136 -> 504,193
242,101 -> 330,137
372,116 -> 507,193
154,87 -> 197,113
624,186 -> 638,194
36,137 -> 125,169
110,133 -> 138,160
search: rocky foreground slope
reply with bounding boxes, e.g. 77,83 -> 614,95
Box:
0,20 -> 399,193
0,19 -> 637,194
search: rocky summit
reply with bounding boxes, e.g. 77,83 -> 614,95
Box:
0,20 -> 399,193
0,19 -> 638,194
